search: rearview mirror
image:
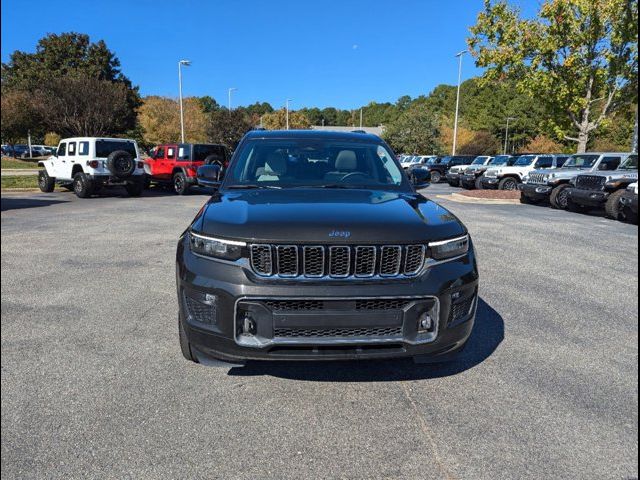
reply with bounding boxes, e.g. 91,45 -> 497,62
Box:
197,164 -> 223,189
409,168 -> 431,188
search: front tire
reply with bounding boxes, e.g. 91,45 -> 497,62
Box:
475,176 -> 484,190
604,190 -> 626,220
38,170 -> 55,192
498,177 -> 519,191
430,171 -> 442,183
72,172 -> 94,198
173,172 -> 189,195
550,184 -> 571,210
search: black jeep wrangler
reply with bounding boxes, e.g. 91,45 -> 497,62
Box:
176,130 -> 479,365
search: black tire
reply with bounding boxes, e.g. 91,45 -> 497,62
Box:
106,150 -> 136,179
203,154 -> 223,167
475,176 -> 484,190
430,171 -> 442,183
498,177 -> 519,191
550,184 -> 571,210
124,179 -> 144,197
38,170 -> 55,193
604,190 -> 626,220
179,319 -> 198,363
173,171 -> 190,195
72,172 -> 94,198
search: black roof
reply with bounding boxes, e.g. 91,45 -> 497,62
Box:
244,129 -> 383,143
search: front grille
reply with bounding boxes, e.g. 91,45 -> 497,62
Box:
250,244 -> 427,279
274,326 -> 403,338
575,175 -> 606,191
263,299 -> 411,311
528,173 -> 548,185
355,299 -> 410,310
450,297 -> 475,322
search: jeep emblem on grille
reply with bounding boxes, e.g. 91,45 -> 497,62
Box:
329,230 -> 351,238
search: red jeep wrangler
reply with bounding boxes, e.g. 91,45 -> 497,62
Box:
144,143 -> 230,194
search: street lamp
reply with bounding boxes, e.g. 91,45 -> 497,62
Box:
452,50 -> 467,156
178,59 -> 191,143
504,117 -> 517,154
228,87 -> 237,111
285,99 -> 292,130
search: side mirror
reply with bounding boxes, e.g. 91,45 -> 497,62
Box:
197,164 -> 223,189
409,168 -> 431,188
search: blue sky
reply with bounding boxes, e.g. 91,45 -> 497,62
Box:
1,0 -> 537,109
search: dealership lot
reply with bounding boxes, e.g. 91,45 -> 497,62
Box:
1,184 -> 637,479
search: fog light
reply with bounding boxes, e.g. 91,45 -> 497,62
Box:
418,313 -> 433,332
242,315 -> 257,335
451,291 -> 462,301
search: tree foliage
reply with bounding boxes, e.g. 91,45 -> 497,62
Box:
468,0 -> 638,152
207,110 -> 254,149
0,90 -> 42,143
261,109 -> 311,130
383,104 -> 441,154
137,96 -> 208,144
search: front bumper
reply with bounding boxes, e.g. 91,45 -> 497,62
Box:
567,188 -> 609,207
445,173 -> 461,186
459,174 -> 478,187
480,177 -> 500,189
620,191 -> 639,214
519,183 -> 553,200
176,237 -> 479,362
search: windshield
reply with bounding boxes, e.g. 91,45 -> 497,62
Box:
95,140 -> 137,158
562,154 -> 599,169
514,155 -> 535,166
411,157 -> 422,163
472,156 -> 489,165
224,138 -> 407,190
489,155 -> 512,166
619,154 -> 638,170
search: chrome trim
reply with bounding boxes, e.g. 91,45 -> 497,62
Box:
354,246 -> 377,278
302,246 -> 325,278
379,245 -> 402,277
189,231 -> 246,246
233,295 -> 441,347
276,245 -> 299,278
329,246 -> 351,278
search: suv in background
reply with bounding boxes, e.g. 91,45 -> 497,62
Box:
519,153 -> 628,208
38,137 -> 145,198
427,155 -> 476,183
460,155 -> 517,189
482,154 -> 569,190
566,154 -> 638,219
446,156 -> 493,187
144,143 -> 230,195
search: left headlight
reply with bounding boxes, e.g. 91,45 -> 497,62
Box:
188,231 -> 245,261
429,235 -> 470,261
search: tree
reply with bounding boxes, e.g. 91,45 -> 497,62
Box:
262,109 -> 311,130
207,110 -> 254,149
521,135 -> 565,153
469,0 -> 638,153
0,90 -> 42,144
43,132 -> 61,146
383,104 -> 441,154
137,96 -> 208,144
197,96 -> 221,114
34,73 -> 134,137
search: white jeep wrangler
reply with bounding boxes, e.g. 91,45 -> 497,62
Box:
38,137 -> 145,198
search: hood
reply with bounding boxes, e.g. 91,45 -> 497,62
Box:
448,165 -> 466,174
486,166 -> 530,176
193,189 -> 467,244
464,164 -> 489,173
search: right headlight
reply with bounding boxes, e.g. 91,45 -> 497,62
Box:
429,235 -> 470,261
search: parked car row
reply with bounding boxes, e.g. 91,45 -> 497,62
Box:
398,154 -> 438,170
2,144 -> 57,158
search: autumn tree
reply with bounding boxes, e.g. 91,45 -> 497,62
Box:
469,0 -> 638,153
207,110 -> 254,149
262,109 -> 311,130
137,96 -> 208,144
0,90 -> 42,144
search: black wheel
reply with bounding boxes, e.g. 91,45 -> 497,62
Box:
604,190 -> 626,220
475,176 -> 484,190
72,172 -> 94,198
179,318 -> 198,363
38,170 -> 55,192
203,154 -> 223,166
550,184 -> 571,210
173,171 -> 189,195
430,171 -> 442,183
498,177 -> 519,191
124,179 -> 144,197
106,150 -> 135,179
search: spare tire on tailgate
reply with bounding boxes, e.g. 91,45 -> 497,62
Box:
106,150 -> 136,179
203,154 -> 223,167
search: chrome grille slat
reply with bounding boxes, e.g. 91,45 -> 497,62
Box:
528,173 -> 547,185
250,244 -> 430,279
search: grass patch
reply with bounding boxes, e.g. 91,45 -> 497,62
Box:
1,175 -> 39,190
1,156 -> 41,169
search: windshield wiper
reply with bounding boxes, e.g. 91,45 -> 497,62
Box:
225,184 -> 282,190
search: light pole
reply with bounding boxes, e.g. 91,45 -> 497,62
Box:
504,117 -> 517,154
285,99 -> 292,130
228,87 -> 237,111
178,59 -> 191,143
452,50 -> 467,156
359,108 -> 363,128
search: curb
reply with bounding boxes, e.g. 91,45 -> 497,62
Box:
436,193 -> 521,205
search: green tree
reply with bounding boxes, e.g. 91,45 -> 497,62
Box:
207,110 -> 254,149
262,109 -> 311,130
0,90 -> 42,144
383,104 -> 441,154
469,0 -> 638,153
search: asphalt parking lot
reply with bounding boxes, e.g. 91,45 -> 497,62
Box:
1,183 -> 638,480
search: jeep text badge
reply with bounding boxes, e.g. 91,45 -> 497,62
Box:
328,230 -> 351,238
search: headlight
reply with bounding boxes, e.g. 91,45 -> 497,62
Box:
429,235 -> 469,261
188,231 -> 245,260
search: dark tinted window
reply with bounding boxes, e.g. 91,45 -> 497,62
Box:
67,142 -> 76,156
536,157 -> 553,168
193,144 -> 227,162
58,142 -> 67,156
599,156 -> 622,171
556,156 -> 569,167
95,140 -> 137,158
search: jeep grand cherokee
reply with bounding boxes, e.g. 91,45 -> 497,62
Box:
176,130 -> 479,364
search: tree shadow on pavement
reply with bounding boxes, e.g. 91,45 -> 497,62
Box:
227,298 -> 504,382
1,196 -> 70,212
